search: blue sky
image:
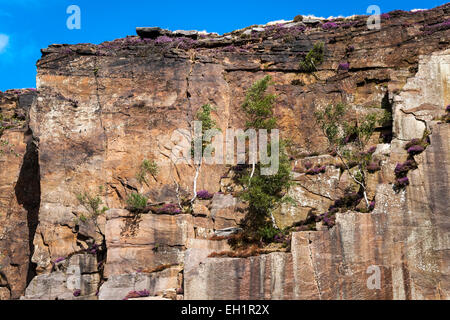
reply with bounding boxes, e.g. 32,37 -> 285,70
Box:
0,0 -> 446,91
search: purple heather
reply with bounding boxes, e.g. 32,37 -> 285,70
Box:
155,36 -> 173,44
53,257 -> 65,264
396,176 -> 410,186
322,22 -> 339,30
407,145 -> 425,155
304,161 -> 313,170
367,162 -> 381,173
157,203 -> 181,214
338,62 -> 350,71
197,190 -> 214,200
137,289 -> 150,297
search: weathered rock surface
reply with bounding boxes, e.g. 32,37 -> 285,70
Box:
185,45 -> 450,300
22,253 -> 100,300
0,4 -> 449,300
0,90 -> 38,299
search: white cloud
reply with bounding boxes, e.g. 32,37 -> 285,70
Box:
0,34 -> 9,53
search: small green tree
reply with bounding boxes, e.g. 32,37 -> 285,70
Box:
299,42 -> 324,73
238,76 -> 293,243
314,103 -> 385,209
76,186 -> 109,235
76,186 -> 109,219
196,104 -> 217,132
241,76 -> 277,130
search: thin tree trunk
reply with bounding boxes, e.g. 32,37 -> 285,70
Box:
336,150 -> 369,208
191,163 -> 201,203
248,161 -> 255,186
270,212 -> 278,230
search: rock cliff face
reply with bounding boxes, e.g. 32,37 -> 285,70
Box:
0,4 -> 449,300
0,90 -> 38,299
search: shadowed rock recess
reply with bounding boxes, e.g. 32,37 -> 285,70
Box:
0,4 -> 449,300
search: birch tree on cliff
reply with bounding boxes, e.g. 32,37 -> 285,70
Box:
314,103 -> 385,210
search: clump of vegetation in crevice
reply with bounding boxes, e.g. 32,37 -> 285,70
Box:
126,192 -> 148,212
76,186 -> 109,226
120,192 -> 148,236
314,103 -> 386,215
393,130 -> 430,192
136,159 -> 158,184
299,42 -> 324,73
155,203 -> 182,215
196,190 -> 214,200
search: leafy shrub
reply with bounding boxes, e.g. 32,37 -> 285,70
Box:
257,225 -> 279,243
76,187 -> 109,220
126,193 -> 148,211
137,159 -> 158,184
299,42 -> 324,73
